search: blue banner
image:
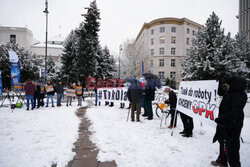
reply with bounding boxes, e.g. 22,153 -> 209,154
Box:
11,62 -> 20,86
0,70 -> 2,95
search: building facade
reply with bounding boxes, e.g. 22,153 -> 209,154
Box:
238,0 -> 250,40
0,26 -> 64,67
135,17 -> 202,86
0,26 -> 33,49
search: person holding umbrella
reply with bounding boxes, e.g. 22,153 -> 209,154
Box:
127,79 -> 143,122
143,73 -> 161,120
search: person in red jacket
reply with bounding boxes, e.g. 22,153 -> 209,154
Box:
24,79 -> 35,110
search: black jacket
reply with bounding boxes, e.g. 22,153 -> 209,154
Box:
165,90 -> 177,111
127,81 -> 142,104
213,76 -> 247,143
34,85 -> 41,97
55,84 -> 64,94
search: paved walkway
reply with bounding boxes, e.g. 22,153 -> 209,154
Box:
67,106 -> 117,167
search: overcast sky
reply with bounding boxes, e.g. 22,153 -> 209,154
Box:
0,0 -> 238,55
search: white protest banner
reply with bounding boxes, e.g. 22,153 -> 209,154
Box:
8,50 -> 19,63
176,80 -> 219,127
97,87 -> 129,104
66,89 -> 76,97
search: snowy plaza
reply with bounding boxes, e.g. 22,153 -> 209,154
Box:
0,96 -> 249,167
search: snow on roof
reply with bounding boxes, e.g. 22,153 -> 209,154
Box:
31,42 -> 63,49
48,35 -> 65,43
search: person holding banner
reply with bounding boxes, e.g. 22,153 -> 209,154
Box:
76,81 -> 83,106
24,79 -> 35,110
40,82 -> 45,107
45,81 -> 55,107
66,83 -> 74,106
164,87 -> 178,128
212,77 -> 247,167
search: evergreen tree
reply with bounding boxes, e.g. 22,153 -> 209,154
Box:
96,46 -> 116,79
181,12 -> 247,81
0,43 -> 42,88
46,55 -> 58,81
76,0 -> 101,81
60,30 -> 78,83
233,32 -> 250,89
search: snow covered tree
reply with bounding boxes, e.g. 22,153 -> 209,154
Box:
181,12 -> 247,81
46,55 -> 58,81
60,30 -> 78,84
0,43 -> 42,88
96,46 -> 116,79
76,0 -> 101,81
233,32 -> 250,89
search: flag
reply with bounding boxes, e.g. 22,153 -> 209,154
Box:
8,50 -> 20,86
39,68 -> 42,83
0,70 -> 2,95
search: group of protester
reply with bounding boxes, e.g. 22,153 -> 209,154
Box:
126,76 -> 247,167
23,79 -> 85,110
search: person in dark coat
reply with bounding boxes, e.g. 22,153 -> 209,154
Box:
164,87 -> 178,128
179,113 -> 194,137
144,79 -> 156,120
34,81 -> 41,108
127,80 -> 143,122
55,80 -> 64,107
24,79 -> 36,110
45,81 -> 55,107
40,82 -> 45,107
212,76 -> 247,167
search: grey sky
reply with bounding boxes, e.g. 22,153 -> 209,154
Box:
0,0 -> 238,55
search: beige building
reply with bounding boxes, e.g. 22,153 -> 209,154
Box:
135,17 -> 202,86
238,0 -> 250,40
0,26 -> 64,67
0,26 -> 33,49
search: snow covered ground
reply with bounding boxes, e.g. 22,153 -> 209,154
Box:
86,104 -> 250,167
0,101 -> 83,167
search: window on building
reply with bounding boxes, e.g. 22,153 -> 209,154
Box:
192,30 -> 195,36
159,36 -> 165,44
171,27 -> 176,33
151,29 -> 154,35
151,38 -> 154,45
170,72 -> 176,79
171,59 -> 176,67
186,37 -> 190,45
171,36 -> 176,44
151,60 -> 153,67
159,59 -> 164,67
171,48 -> 176,55
187,28 -> 190,34
10,35 -> 16,44
159,71 -> 165,79
151,49 -> 154,56
160,27 -> 165,33
159,48 -> 165,55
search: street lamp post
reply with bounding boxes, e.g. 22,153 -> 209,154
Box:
119,45 -> 122,79
43,0 -> 49,84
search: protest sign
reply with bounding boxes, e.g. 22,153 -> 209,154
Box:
14,83 -> 24,92
176,80 -> 219,127
45,85 -> 54,93
66,89 -> 76,97
97,87 -> 129,104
